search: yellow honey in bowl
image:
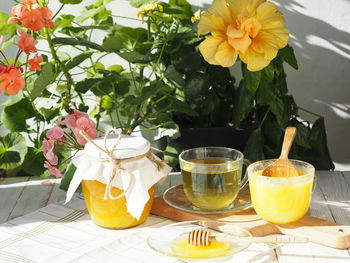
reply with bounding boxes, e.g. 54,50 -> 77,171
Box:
171,237 -> 230,258
249,169 -> 314,224
82,180 -> 155,229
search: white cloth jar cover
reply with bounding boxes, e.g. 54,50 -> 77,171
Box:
65,132 -> 172,220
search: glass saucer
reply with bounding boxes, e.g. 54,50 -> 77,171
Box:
147,220 -> 252,262
163,183 -> 252,214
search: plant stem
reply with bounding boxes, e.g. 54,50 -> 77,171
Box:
45,28 -> 74,110
259,108 -> 270,129
52,3 -> 65,20
111,15 -> 141,21
0,51 -> 9,65
298,106 -> 323,118
14,50 -> 23,65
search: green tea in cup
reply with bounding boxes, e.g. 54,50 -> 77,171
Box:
179,147 -> 248,210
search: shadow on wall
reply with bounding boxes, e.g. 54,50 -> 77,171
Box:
194,0 -> 350,167
277,0 -> 350,166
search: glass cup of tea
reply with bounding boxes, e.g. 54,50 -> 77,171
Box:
179,147 -> 249,211
248,159 -> 315,224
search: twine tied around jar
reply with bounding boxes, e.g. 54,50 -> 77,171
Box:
79,128 -> 165,200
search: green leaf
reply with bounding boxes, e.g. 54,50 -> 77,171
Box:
244,128 -> 264,163
108,65 -> 124,73
262,65 -> 275,81
242,63 -> 261,92
130,0 -> 153,7
232,81 -> 255,127
102,36 -> 123,52
0,133 -> 27,170
30,63 -> 55,100
301,118 -> 334,170
39,107 -> 60,122
59,0 -> 82,4
75,78 -> 101,93
0,12 -> 17,35
184,72 -> 207,100
0,36 -> 16,51
76,6 -> 104,23
141,85 -> 159,99
51,37 -> 105,51
66,51 -> 93,69
21,147 -> 46,176
54,14 -> 74,30
117,51 -> 148,63
165,65 -> 184,87
1,98 -> 35,132
257,81 -> 292,126
279,45 -> 298,70
289,119 -> 311,149
60,163 -> 77,192
168,0 -> 193,20
262,114 -> 282,150
164,142 -> 182,168
169,97 -> 197,116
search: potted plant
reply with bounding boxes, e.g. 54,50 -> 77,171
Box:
132,0 -> 334,170
0,0 -> 333,187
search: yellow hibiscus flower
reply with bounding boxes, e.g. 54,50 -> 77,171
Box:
198,0 -> 289,71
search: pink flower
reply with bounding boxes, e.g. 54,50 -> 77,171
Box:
65,110 -> 89,129
42,139 -> 58,165
44,161 -> 63,178
8,4 -> 28,25
74,117 -> 97,145
46,126 -> 64,140
17,29 -> 38,55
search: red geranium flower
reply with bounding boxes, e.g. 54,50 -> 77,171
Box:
17,29 -> 38,54
28,55 -> 43,71
0,66 -> 25,95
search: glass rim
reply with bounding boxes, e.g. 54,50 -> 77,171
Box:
247,158 -> 315,180
178,146 -> 244,166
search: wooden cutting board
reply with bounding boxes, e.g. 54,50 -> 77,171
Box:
150,196 -> 350,249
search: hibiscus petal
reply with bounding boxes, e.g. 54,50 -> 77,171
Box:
227,33 -> 251,54
214,41 -> 238,67
240,48 -> 270,72
251,32 -> 279,60
199,36 -> 224,65
256,2 -> 286,29
226,25 -> 244,38
198,15 -> 227,35
265,27 -> 289,48
206,0 -> 232,24
228,0 -> 265,19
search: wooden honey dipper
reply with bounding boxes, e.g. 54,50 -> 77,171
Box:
188,229 -> 309,247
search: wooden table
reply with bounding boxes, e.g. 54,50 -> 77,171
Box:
0,171 -> 349,262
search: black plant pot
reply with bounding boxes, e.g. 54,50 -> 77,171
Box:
174,127 -> 252,153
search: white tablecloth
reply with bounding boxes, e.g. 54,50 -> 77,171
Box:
0,196 -> 276,263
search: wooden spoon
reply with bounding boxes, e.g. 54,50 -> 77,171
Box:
262,126 -> 298,177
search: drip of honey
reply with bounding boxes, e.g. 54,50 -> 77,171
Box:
171,237 -> 230,259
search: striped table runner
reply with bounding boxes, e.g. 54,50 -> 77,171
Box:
0,196 -> 275,263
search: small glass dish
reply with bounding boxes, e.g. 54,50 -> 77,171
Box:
163,184 -> 252,214
147,220 -> 252,262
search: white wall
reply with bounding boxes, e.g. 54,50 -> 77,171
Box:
1,0 -> 349,170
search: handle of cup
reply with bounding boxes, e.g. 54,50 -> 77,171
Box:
240,159 -> 251,189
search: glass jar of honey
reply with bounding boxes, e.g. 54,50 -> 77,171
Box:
65,130 -> 171,229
